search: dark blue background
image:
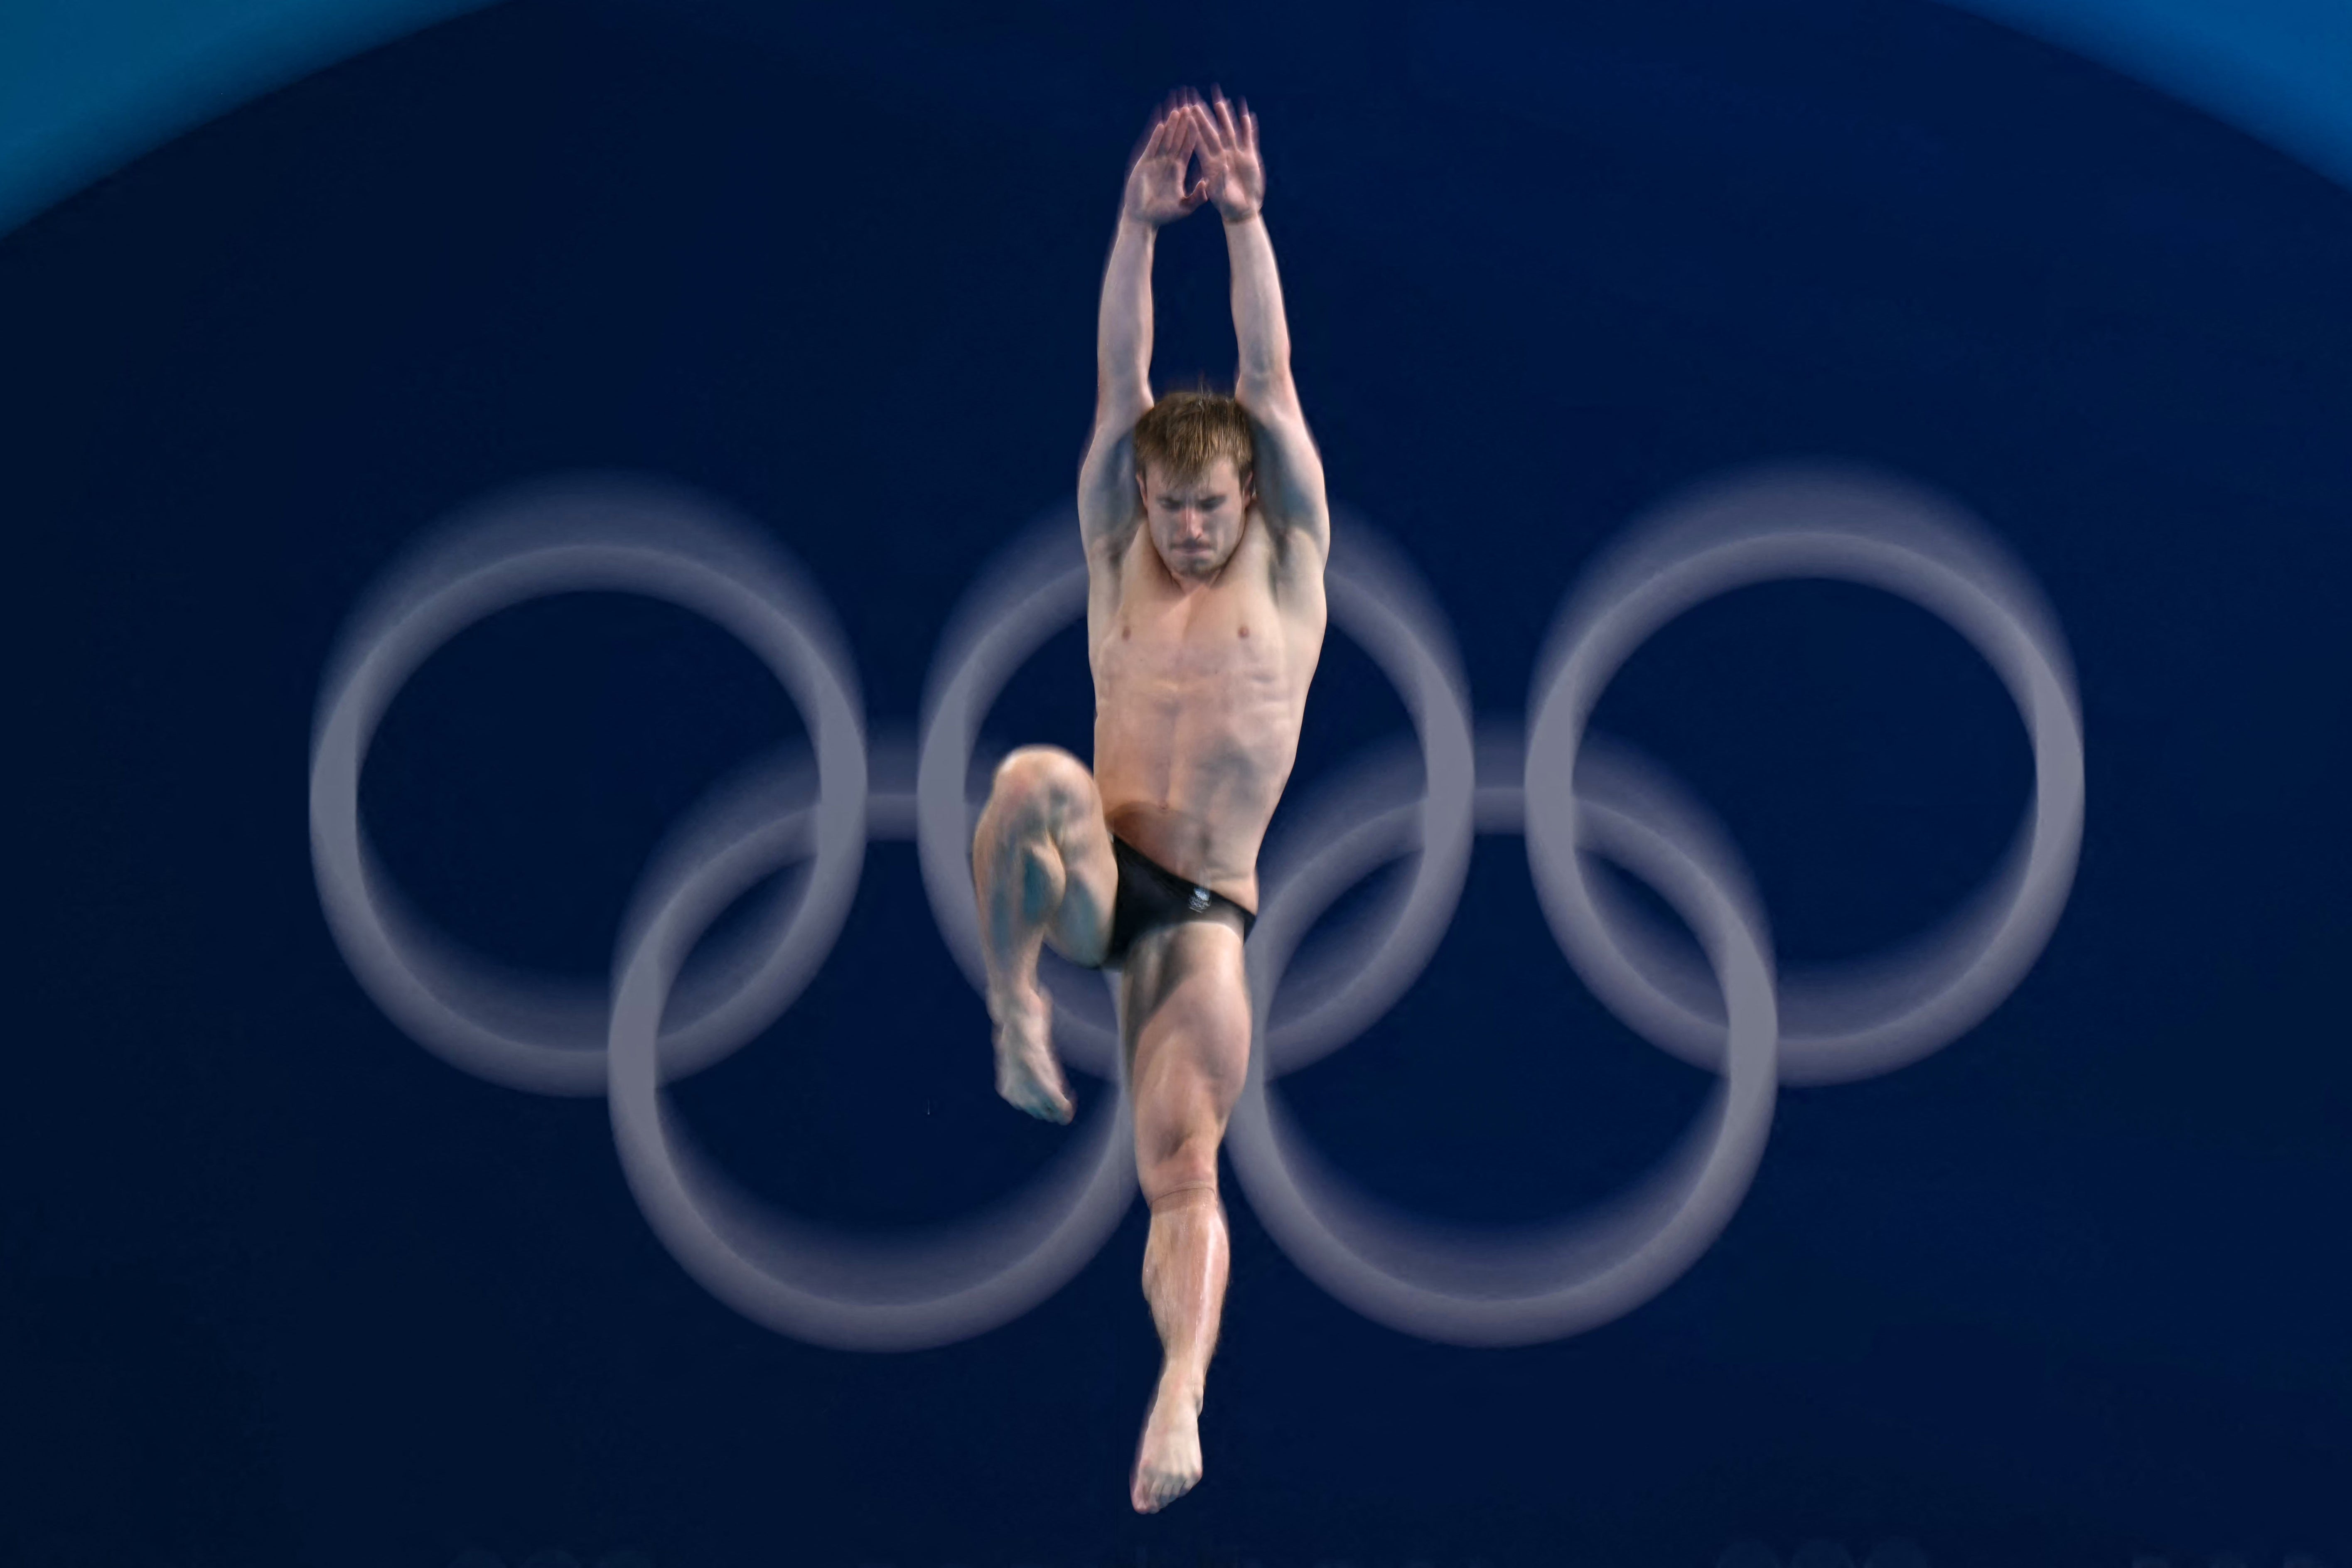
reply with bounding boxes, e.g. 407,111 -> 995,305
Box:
2,2 -> 2347,1566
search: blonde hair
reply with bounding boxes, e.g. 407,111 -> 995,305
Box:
1132,387 -> 1255,492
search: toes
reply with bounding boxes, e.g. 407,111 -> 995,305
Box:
1128,1463 -> 1195,1512
996,1053 -> 1074,1121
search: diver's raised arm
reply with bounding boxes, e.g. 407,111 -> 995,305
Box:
1080,105 -> 1205,556
1191,91 -> 1329,563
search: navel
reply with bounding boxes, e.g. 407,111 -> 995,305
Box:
1121,624 -> 1131,640
1237,624 -> 1251,638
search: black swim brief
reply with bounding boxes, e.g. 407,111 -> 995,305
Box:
1095,836 -> 1257,969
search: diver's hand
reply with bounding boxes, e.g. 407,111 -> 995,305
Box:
1187,90 -> 1263,224
1122,101 -> 1208,229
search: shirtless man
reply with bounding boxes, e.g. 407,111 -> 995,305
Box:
969,90 -> 1330,1514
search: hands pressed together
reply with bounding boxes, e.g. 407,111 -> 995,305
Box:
1121,88 -> 1264,229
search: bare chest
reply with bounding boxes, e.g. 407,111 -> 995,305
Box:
1091,543 -> 1303,705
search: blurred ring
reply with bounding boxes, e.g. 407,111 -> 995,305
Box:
1526,465 -> 2086,1085
307,474 -> 868,1096
605,791 -> 1140,1352
1225,761 -> 1780,1347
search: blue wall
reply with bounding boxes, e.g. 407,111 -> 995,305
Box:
4,3 -> 2347,1567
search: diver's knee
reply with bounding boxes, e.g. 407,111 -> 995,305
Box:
1140,1146 -> 1221,1210
988,745 -> 1093,831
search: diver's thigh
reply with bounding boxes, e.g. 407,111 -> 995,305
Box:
1126,923 -> 1252,1164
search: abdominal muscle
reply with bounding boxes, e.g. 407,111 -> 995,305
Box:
1088,523 -> 1321,912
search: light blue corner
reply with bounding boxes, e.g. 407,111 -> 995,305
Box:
0,0 -> 492,236
2,0 -> 2350,241
1936,0 -> 2352,193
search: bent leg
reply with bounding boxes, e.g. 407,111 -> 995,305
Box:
970,745 -> 1116,1121
1120,919 -> 1251,1512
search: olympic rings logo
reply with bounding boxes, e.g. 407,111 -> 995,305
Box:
309,463 -> 2084,1351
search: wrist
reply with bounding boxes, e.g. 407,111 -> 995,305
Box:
1219,203 -> 1263,227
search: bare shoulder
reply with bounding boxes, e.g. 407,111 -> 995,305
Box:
1250,505 -> 1326,636
1079,406 -> 1148,576
1240,388 -> 1330,616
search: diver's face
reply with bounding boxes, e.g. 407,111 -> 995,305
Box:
1140,457 -> 1250,580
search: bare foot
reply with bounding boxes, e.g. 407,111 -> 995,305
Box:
990,984 -> 1073,1123
1130,1376 -> 1203,1513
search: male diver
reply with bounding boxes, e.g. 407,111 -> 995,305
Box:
970,89 -> 1330,1514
